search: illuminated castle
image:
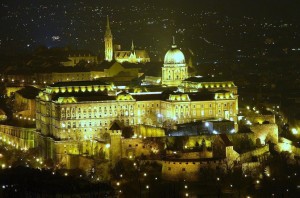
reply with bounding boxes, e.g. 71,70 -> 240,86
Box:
34,75 -> 238,166
104,17 -> 150,63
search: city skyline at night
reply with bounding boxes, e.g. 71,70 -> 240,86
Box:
0,1 -> 300,197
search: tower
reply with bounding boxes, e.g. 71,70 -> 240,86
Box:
109,121 -> 122,167
162,37 -> 188,86
104,16 -> 113,62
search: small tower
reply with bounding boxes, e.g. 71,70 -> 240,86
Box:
109,121 -> 122,167
104,16 -> 113,62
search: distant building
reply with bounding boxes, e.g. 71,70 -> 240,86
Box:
104,17 -> 150,64
61,50 -> 98,67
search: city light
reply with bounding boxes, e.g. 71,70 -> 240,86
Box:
292,128 -> 298,135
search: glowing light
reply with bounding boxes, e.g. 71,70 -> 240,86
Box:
292,128 -> 298,135
280,143 -> 292,152
105,144 -> 110,148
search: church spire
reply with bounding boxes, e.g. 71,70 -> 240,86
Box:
105,16 -> 112,36
104,16 -> 113,62
131,40 -> 135,51
106,15 -> 110,30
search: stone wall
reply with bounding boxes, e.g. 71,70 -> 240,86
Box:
161,159 -> 225,181
134,125 -> 165,137
240,145 -> 269,162
165,150 -> 213,159
121,138 -> 159,158
250,123 -> 278,144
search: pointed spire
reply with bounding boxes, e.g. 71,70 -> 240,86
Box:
131,40 -> 135,51
172,36 -> 177,48
105,16 -> 112,37
106,16 -> 110,29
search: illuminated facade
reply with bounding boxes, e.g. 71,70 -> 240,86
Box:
114,41 -> 150,63
34,80 -> 238,165
162,39 -> 188,86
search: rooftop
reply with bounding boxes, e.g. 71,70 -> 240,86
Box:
16,86 -> 40,99
49,80 -> 109,87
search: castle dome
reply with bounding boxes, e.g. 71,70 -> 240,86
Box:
164,38 -> 185,65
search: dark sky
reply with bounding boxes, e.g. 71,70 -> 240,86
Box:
1,0 -> 299,53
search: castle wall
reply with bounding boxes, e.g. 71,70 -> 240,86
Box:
134,124 -> 165,137
161,160 -> 225,181
173,151 -> 213,159
240,145 -> 269,162
121,138 -> 153,158
250,123 -> 278,144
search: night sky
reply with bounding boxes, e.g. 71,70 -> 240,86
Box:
1,0 -> 300,57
